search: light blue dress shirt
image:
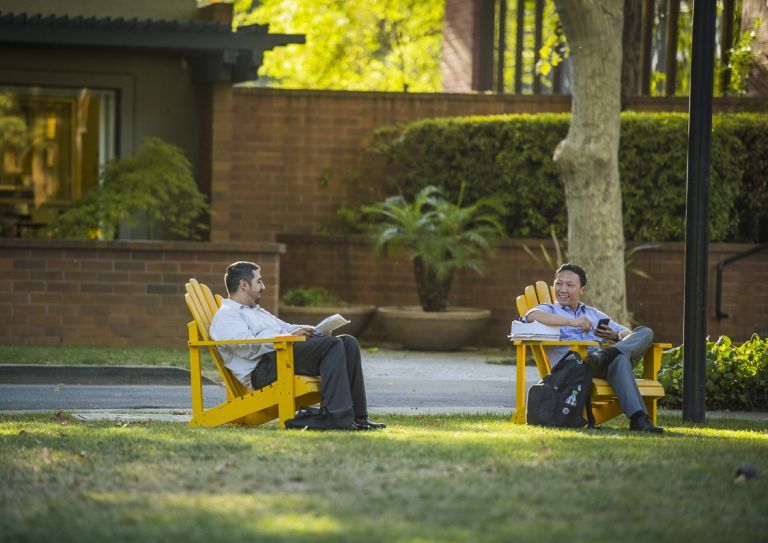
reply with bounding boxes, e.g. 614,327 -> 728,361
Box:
209,299 -> 306,388
523,302 -> 629,365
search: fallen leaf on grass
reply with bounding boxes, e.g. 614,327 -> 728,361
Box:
41,447 -> 51,464
53,411 -> 68,425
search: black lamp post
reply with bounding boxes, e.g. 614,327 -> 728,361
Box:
682,0 -> 717,422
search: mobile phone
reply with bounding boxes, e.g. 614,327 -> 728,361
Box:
597,318 -> 610,329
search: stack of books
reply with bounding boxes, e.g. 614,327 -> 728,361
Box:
508,320 -> 561,340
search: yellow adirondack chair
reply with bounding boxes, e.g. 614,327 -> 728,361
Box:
510,280 -> 669,426
184,278 -> 321,428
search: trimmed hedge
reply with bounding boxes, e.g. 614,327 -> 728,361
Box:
367,112 -> 768,242
657,335 -> 768,411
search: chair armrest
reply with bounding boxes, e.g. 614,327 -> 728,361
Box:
510,340 -> 599,347
189,336 -> 307,347
642,342 -> 672,380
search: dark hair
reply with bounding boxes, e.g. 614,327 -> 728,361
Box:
224,261 -> 260,294
555,263 -> 588,286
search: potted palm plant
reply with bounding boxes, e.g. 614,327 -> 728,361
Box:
362,185 -> 506,350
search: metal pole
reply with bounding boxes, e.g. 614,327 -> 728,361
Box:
497,0 -> 507,93
664,0 -> 680,96
514,0 -> 524,93
682,0 -> 716,423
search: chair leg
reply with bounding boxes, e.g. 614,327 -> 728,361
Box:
645,397 -> 658,425
511,343 -> 527,424
275,342 -> 297,429
188,324 -> 205,427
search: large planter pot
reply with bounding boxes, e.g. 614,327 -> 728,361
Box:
278,304 -> 378,338
377,306 -> 492,351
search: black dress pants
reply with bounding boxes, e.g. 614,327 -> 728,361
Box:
250,334 -> 368,422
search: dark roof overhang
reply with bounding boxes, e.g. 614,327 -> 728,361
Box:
0,12 -> 305,84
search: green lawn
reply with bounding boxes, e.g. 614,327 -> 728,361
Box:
0,345 -> 220,382
1,413 -> 766,543
0,345 -> 194,367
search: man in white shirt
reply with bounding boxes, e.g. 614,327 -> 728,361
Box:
209,261 -> 385,431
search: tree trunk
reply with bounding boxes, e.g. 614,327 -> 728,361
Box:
552,0 -> 629,323
413,257 -> 452,312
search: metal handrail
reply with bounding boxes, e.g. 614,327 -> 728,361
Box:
715,243 -> 768,320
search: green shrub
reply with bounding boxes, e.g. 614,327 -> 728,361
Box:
657,335 -> 768,411
48,137 -> 209,240
280,287 -> 345,307
366,112 -> 768,242
724,114 -> 768,242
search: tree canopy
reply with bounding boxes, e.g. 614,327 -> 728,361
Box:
234,0 -> 444,92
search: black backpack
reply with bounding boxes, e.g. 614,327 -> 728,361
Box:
526,350 -> 595,428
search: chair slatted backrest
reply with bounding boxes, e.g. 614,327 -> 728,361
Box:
185,279 -> 246,396
516,280 -> 556,317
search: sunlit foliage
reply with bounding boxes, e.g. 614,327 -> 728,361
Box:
234,0 -> 444,92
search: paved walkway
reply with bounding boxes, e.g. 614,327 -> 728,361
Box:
1,348 -> 766,423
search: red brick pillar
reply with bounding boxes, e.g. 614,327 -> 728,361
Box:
741,0 -> 768,96
442,0 -> 478,92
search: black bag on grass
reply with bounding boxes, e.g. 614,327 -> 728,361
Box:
526,350 -> 595,428
284,406 -> 353,431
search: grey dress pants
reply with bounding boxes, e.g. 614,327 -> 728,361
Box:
250,334 -> 368,425
592,326 -> 654,417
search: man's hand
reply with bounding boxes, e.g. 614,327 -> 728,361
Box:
570,317 -> 593,332
595,324 -> 619,342
293,327 -> 316,337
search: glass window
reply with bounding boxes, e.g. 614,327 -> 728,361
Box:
0,86 -> 116,237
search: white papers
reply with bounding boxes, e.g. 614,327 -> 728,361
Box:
314,313 -> 351,334
508,320 -> 561,340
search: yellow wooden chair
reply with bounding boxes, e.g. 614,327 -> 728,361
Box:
510,280 -> 669,426
184,278 -> 321,428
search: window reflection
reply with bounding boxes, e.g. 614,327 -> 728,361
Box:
0,87 -> 115,237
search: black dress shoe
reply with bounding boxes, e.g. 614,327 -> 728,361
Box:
353,417 -> 387,430
629,414 -> 664,433
584,349 -> 610,372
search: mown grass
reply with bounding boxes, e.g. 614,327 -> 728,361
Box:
0,345 -> 220,381
1,413 -> 766,543
0,345 -> 194,367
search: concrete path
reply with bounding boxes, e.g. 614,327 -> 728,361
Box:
2,348 -> 766,423
0,349 -> 540,420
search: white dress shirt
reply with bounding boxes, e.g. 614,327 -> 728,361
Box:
208,298 -> 305,388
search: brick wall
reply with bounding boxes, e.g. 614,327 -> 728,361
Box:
2,237 -> 764,348
215,88 -> 768,244
215,88 -> 572,243
0,239 -> 284,348
278,234 -> 768,347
